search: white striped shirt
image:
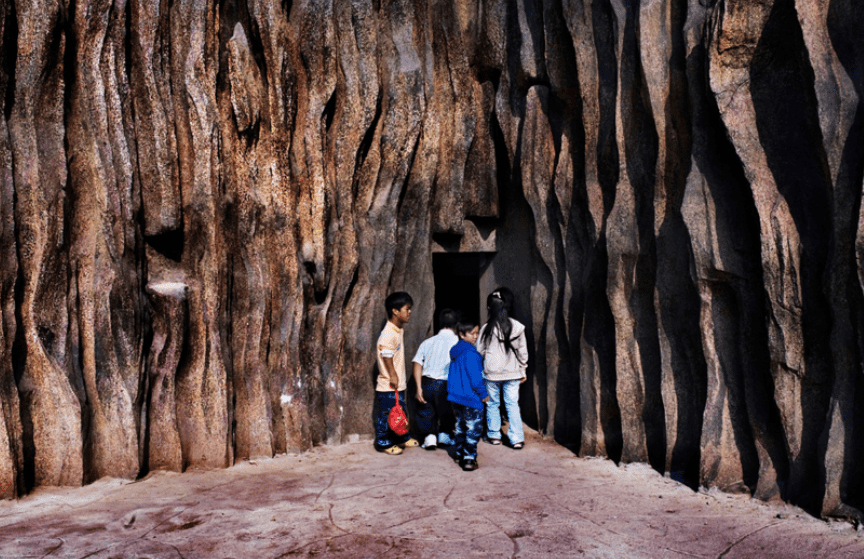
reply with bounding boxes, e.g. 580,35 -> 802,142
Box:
412,329 -> 459,381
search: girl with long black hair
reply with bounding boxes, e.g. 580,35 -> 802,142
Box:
477,287 -> 528,449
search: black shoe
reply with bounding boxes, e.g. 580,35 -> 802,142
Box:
460,458 -> 478,471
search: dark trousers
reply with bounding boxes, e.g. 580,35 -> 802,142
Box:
452,403 -> 484,460
374,390 -> 412,449
415,377 -> 455,439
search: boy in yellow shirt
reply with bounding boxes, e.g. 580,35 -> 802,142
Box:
375,292 -> 420,454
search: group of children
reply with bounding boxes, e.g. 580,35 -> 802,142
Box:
374,288 -> 529,471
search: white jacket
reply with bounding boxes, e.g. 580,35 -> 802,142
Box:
477,319 -> 528,382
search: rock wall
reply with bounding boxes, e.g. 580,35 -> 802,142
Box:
0,0 -> 862,520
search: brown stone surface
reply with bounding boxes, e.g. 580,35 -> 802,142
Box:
0,0 -> 863,526
1,430 -> 862,558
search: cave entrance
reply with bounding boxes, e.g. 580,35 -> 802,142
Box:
432,252 -> 495,332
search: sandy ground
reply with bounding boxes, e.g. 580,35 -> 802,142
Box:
0,428 -> 862,559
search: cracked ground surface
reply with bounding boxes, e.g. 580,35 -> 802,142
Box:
1,429 -> 862,558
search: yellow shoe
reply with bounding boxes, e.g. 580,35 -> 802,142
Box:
400,438 -> 420,448
383,445 -> 403,455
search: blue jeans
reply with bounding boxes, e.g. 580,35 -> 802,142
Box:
374,391 -> 412,449
485,379 -> 524,444
415,378 -> 455,444
452,404 -> 484,460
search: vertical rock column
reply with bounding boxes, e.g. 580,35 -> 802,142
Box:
290,0 -> 339,447
129,0 -> 182,238
9,0 -> 83,488
710,0 -> 833,507
640,0 -> 706,483
170,0 -> 229,470
67,0 -> 139,482
605,0 -> 663,465
538,0 -> 585,445
144,283 -> 186,472
342,0 -> 425,442
563,0 -> 621,460
681,0 -> 787,500
521,85 -> 559,437
0,0 -> 22,498
324,0 -> 376,442
220,20 -> 273,461
796,0 -> 864,520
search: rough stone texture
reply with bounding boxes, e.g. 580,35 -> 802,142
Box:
144,282 -> 187,472
0,0 -> 862,523
10,0 -> 84,490
0,0 -> 20,499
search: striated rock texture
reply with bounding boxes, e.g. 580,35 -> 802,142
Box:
0,0 -> 862,520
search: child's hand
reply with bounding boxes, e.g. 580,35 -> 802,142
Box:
520,377 -> 527,384
416,389 -> 426,404
482,396 -> 490,403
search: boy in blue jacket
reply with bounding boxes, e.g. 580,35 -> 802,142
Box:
447,320 -> 489,471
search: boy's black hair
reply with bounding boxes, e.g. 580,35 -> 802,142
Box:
456,320 -> 478,336
385,291 -> 414,317
438,308 -> 460,329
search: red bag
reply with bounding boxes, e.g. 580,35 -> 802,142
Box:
388,391 -> 410,436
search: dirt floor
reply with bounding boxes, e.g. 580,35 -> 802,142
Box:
0,428 -> 862,558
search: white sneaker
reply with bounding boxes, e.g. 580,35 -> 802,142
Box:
422,434 -> 437,450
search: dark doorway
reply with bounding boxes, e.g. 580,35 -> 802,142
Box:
432,253 -> 492,331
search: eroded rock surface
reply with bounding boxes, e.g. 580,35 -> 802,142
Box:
0,0 -> 862,521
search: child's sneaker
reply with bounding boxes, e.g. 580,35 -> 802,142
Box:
400,438 -> 420,448
422,434 -> 437,450
383,445 -> 403,455
460,458 -> 478,471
